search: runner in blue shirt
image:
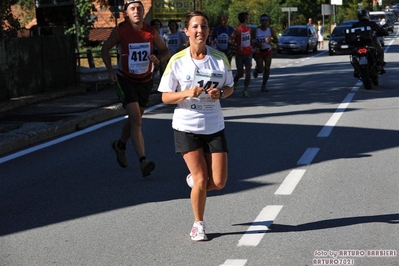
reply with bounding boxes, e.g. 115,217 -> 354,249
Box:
211,14 -> 235,66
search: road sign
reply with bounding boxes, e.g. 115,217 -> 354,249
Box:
331,0 -> 342,4
281,7 -> 298,27
282,7 -> 298,12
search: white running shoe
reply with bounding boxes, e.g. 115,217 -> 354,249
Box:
186,173 -> 194,188
190,221 -> 208,241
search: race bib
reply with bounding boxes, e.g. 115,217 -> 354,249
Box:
217,33 -> 229,51
185,68 -> 224,112
167,36 -> 179,53
241,31 -> 250,47
128,42 -> 150,74
256,30 -> 271,50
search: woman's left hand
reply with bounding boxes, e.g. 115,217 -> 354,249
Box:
206,88 -> 222,100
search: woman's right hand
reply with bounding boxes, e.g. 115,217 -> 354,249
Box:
188,86 -> 203,98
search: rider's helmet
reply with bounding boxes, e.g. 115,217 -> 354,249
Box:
358,9 -> 370,21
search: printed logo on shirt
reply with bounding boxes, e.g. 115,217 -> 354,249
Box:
195,69 -> 223,79
129,44 -> 150,49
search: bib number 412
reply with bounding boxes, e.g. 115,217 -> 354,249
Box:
131,50 -> 148,62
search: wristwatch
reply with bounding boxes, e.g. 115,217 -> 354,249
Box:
219,89 -> 225,99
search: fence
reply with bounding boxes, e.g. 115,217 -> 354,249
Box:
76,48 -> 118,91
0,35 -> 76,101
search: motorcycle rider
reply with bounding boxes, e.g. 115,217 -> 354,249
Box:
351,9 -> 388,74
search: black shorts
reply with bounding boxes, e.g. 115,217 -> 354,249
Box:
174,129 -> 229,154
117,74 -> 153,108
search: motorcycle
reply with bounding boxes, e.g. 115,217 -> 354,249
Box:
350,45 -> 380,90
345,26 -> 383,90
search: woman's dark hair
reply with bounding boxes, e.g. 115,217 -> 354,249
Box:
150,19 -> 162,27
184,10 -> 210,29
183,10 -> 209,47
238,12 -> 248,23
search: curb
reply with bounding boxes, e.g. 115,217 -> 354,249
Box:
0,92 -> 163,158
0,87 -> 87,115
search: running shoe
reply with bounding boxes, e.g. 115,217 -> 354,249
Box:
190,221 -> 208,241
253,70 -> 258,79
140,159 -> 155,177
233,84 -> 238,90
261,85 -> 269,92
186,173 -> 194,188
111,140 -> 128,168
242,91 -> 249,98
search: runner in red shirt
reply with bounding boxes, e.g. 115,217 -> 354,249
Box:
101,0 -> 170,177
229,12 -> 254,97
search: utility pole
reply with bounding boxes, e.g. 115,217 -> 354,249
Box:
73,0 -> 80,53
282,7 -> 298,27
110,0 -> 124,27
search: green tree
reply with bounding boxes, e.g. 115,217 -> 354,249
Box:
202,0 -> 231,27
226,0 -> 277,26
17,0 -> 35,27
64,0 -> 98,49
0,0 -> 21,38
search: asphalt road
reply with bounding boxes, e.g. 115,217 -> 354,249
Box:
1,29 -> 399,266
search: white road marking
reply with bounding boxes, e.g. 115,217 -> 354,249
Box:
237,205 -> 283,247
0,103 -> 165,165
275,169 -> 306,195
219,259 -> 247,266
297,147 -> 320,165
317,85 -> 360,137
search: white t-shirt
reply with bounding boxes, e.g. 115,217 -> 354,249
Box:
255,27 -> 272,50
158,46 -> 234,134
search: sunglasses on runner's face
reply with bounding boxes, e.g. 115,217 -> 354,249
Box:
124,0 -> 143,10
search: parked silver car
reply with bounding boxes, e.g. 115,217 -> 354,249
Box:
277,25 -> 318,54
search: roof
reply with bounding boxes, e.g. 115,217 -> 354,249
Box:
334,25 -> 352,28
287,25 -> 314,28
88,28 -> 113,42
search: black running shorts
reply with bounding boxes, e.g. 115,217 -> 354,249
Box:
173,129 -> 228,154
117,74 -> 154,108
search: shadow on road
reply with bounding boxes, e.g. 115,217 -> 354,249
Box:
1,56 -> 398,237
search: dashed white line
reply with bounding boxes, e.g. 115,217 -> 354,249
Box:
297,147 -> 320,165
226,51 -> 366,263
275,169 -> 306,195
219,259 -> 247,266
317,86 -> 359,137
237,205 -> 283,247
